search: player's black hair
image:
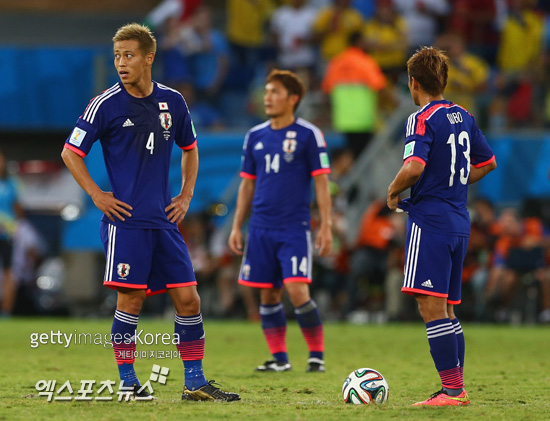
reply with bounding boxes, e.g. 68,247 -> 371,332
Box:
266,69 -> 306,112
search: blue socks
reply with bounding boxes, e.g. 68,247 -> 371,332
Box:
112,309 -> 139,386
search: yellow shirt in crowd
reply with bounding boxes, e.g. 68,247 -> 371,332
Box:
362,16 -> 407,70
313,7 -> 363,60
226,0 -> 275,47
445,53 -> 490,112
497,10 -> 544,73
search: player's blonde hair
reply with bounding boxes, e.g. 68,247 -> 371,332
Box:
112,23 -> 157,56
407,46 -> 449,96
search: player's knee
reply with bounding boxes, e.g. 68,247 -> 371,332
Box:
260,288 -> 282,305
117,293 -> 145,315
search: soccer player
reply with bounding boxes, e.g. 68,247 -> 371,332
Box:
61,23 -> 239,402
387,47 -> 496,406
228,70 -> 332,373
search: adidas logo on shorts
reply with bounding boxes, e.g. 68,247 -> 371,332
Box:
421,279 -> 433,288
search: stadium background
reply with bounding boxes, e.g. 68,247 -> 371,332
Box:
1,0 -> 549,327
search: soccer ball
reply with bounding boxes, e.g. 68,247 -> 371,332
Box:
342,368 -> 389,405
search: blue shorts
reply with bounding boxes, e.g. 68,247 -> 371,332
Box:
100,222 -> 196,296
401,219 -> 468,304
238,226 -> 312,289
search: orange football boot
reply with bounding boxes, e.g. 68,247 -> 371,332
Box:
413,389 -> 470,406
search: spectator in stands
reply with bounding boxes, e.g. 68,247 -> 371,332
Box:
485,208 -> 545,322
11,218 -> 47,315
145,0 -> 203,29
345,199 -> 397,319
181,6 -> 230,102
270,0 -> 318,73
321,31 -> 388,158
463,198 -> 499,320
392,0 -> 450,54
448,0 -> 500,65
435,32 -> 490,116
226,0 -> 275,66
0,150 -> 21,317
493,0 -> 545,128
362,0 -> 408,84
313,0 -> 364,62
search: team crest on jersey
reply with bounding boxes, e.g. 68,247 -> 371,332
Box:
283,139 -> 297,163
117,263 -> 130,279
242,264 -> 251,279
283,139 -> 297,153
159,112 -> 172,130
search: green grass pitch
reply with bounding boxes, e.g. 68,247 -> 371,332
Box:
1,318 -> 549,420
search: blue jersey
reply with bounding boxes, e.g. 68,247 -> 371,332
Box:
240,118 -> 331,230
64,82 -> 197,229
399,100 -> 495,236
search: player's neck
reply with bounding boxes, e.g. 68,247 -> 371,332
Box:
124,79 -> 154,98
418,93 -> 445,108
270,113 -> 296,130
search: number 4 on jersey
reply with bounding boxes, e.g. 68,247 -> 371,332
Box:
146,132 -> 154,154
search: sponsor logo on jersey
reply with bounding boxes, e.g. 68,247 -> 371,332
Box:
117,263 -> 131,279
254,142 -> 264,150
282,139 -> 297,153
286,131 -> 297,139
69,127 -> 86,147
421,279 -> 433,288
122,118 -> 134,127
159,112 -> 172,130
320,152 -> 330,169
159,102 -> 168,110
403,141 -> 415,159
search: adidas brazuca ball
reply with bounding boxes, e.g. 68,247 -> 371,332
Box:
342,368 -> 389,405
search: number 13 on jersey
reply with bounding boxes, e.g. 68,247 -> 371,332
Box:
447,130 -> 470,187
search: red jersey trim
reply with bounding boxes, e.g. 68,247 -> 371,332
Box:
404,156 -> 426,166
473,155 -> 495,168
166,282 -> 197,288
103,281 -> 146,290
64,143 -> 87,158
238,279 -> 274,288
401,287 -> 448,298
283,277 -> 312,284
416,103 -> 453,136
240,172 -> 257,180
311,168 -> 331,176
180,140 -> 197,150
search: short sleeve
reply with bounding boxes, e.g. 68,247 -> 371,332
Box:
175,96 -> 197,151
469,120 -> 495,168
307,129 -> 331,177
402,112 -> 432,166
240,131 -> 257,179
64,97 -> 105,158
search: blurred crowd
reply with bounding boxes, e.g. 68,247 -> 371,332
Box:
147,0 -> 550,146
2,0 -> 550,324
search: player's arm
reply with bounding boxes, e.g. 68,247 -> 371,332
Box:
166,146 -> 199,223
61,148 -> 132,222
469,158 -> 497,184
387,160 -> 425,211
313,173 -> 333,257
228,177 -> 256,255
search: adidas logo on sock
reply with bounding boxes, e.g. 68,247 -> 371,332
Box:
123,119 -> 134,127
421,279 -> 433,288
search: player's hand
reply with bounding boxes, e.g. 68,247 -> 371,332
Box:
228,228 -> 243,255
91,191 -> 132,222
316,224 -> 333,257
165,194 -> 191,224
387,193 -> 401,212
